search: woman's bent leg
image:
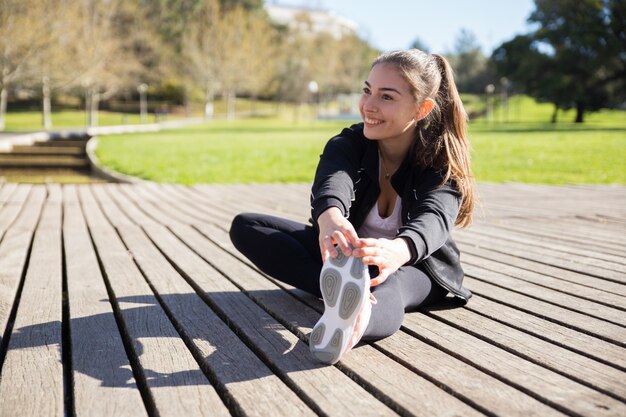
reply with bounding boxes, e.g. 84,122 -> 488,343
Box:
229,213 -> 323,297
362,265 -> 447,341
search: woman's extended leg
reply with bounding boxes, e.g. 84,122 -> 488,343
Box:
362,265 -> 448,341
229,213 -> 323,297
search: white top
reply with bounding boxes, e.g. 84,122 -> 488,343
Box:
358,195 -> 402,239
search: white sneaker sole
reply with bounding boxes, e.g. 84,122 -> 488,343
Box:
309,251 -> 370,364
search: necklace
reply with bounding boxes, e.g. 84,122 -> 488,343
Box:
379,153 -> 391,181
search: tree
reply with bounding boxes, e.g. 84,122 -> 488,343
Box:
69,0 -> 142,126
409,37 -> 430,53
492,0 -> 626,123
447,29 -> 493,94
0,0 -> 49,130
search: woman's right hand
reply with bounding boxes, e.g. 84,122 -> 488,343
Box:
317,207 -> 360,262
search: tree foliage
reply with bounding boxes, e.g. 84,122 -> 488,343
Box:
0,0 -> 376,128
492,0 -> 626,122
446,29 -> 495,95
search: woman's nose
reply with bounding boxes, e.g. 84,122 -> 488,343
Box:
361,95 -> 378,112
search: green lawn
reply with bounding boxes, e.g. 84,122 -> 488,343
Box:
95,119 -> 347,184
95,110 -> 625,185
3,110 -> 149,131
6,95 -> 624,185
1,98 -> 277,131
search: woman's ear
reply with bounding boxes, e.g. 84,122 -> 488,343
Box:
416,98 -> 435,121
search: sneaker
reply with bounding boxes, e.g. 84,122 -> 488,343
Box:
309,249 -> 372,364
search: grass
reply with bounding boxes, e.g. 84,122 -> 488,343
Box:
3,110 -> 149,131
95,111 -> 625,185
5,95 -> 625,185
1,98 -> 277,131
95,119 -> 347,184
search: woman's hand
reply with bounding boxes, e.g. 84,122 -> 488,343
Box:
317,207 -> 360,262
353,237 -> 412,286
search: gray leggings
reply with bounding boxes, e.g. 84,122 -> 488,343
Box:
229,213 -> 448,340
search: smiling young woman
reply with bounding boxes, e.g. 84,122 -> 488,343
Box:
230,49 -> 475,365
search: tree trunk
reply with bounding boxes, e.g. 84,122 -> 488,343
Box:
575,102 -> 584,123
227,90 -> 236,121
89,88 -> 100,127
550,104 -> 558,123
42,75 -> 52,130
204,83 -> 214,120
85,87 -> 91,127
0,85 -> 7,131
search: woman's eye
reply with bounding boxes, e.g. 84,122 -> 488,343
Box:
362,87 -> 371,94
382,94 -> 393,100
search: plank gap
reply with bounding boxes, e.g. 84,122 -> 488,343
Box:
470,290 -> 626,349
138,225 -> 327,417
399,324 -> 583,417
464,305 -> 626,374
425,312 -> 626,404
0,188 -> 43,374
462,257 -> 626,312
60,200 -> 76,417
81,207 -> 158,417
466,274 -> 626,328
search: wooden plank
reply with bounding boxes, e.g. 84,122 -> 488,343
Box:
0,186 -> 46,347
456,231 -> 626,277
456,241 -> 626,297
460,253 -> 626,309
186,221 -> 567,417
0,183 -> 17,211
468,222 -> 624,257
426,305 -> 626,400
502,218 -> 626,248
0,186 -> 63,417
465,277 -> 626,346
93,184 -> 314,417
191,184 -> 274,220
62,185 -> 148,417
463,266 -> 626,326
77,185 -> 232,417
403,313 -> 626,417
167,185 -> 235,225
464,224 -> 626,265
110,187 -> 398,417
0,184 -> 31,241
164,222 -> 473,417
466,296 -> 626,371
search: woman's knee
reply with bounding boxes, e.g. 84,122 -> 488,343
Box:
229,212 -> 258,250
362,295 -> 404,341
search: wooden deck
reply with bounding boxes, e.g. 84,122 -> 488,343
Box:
0,182 -> 624,417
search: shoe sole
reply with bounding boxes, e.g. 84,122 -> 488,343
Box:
310,251 -> 369,364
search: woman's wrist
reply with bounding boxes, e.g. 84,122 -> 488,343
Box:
393,237 -> 413,265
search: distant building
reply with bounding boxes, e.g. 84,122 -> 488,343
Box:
265,3 -> 357,39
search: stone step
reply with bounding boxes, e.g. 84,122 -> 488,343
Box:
35,139 -> 88,148
9,145 -> 85,156
0,168 -> 103,184
0,154 -> 89,168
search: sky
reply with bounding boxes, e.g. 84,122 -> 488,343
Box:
265,0 -> 537,55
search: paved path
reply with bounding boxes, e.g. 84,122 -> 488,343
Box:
0,182 -> 624,417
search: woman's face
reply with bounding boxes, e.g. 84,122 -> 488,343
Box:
359,64 -> 421,144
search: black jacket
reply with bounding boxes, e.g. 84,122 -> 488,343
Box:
310,123 -> 471,302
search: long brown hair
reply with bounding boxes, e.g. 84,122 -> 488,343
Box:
371,49 -> 475,227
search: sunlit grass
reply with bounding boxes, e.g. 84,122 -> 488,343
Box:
95,106 -> 625,184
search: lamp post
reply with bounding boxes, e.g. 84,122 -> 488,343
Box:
485,84 -> 495,123
137,83 -> 148,123
500,77 -> 510,123
308,80 -> 319,121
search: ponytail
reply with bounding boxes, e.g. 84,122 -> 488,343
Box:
372,50 -> 476,227
431,54 -> 475,228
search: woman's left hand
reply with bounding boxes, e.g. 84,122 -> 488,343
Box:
353,237 -> 412,286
